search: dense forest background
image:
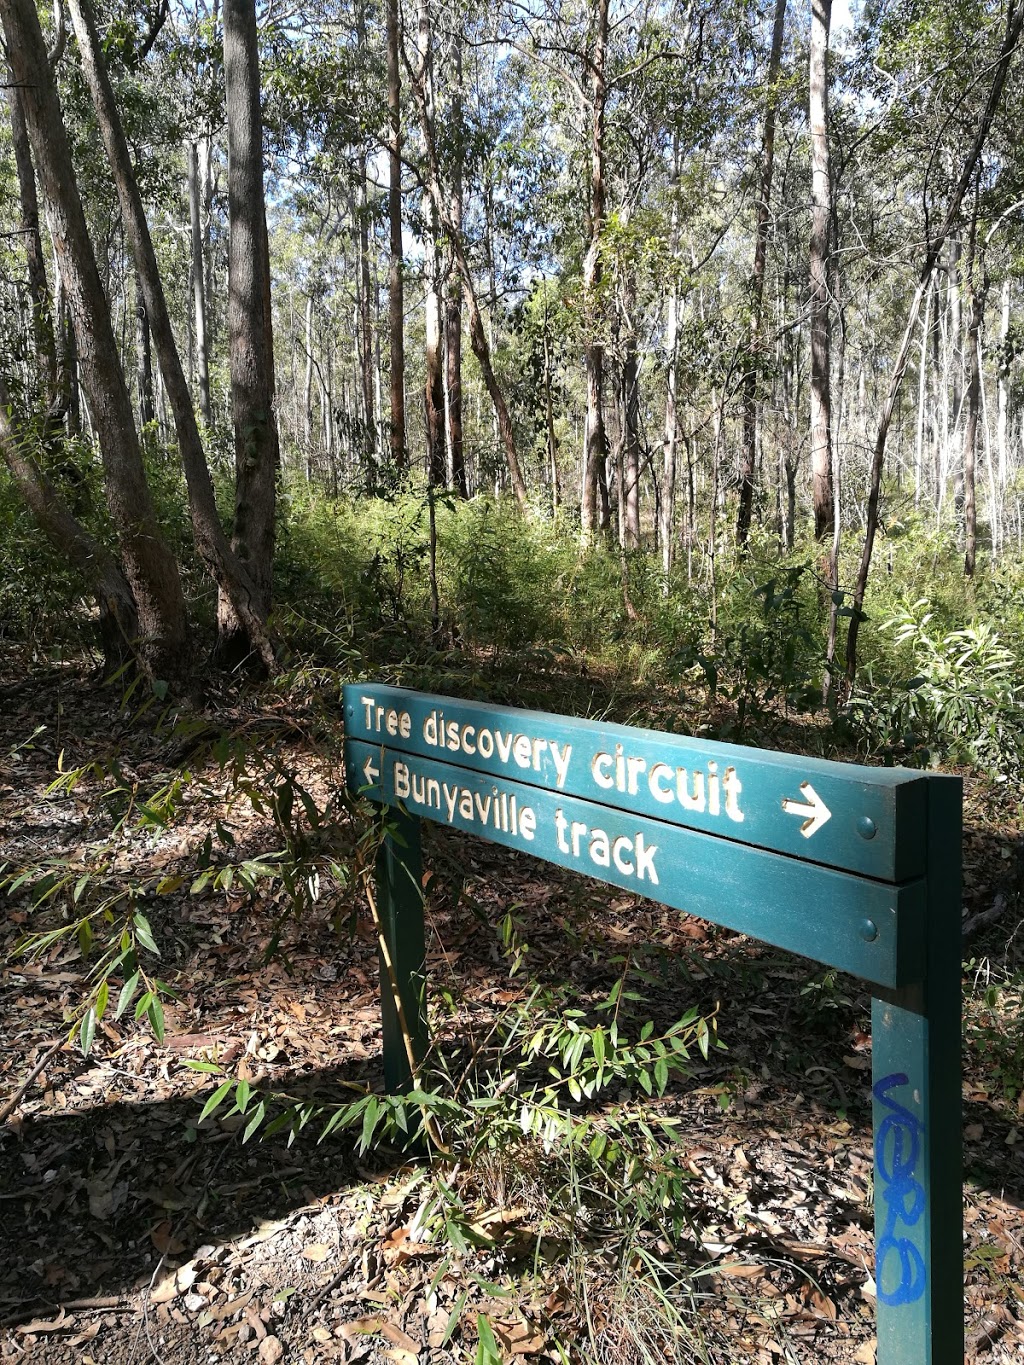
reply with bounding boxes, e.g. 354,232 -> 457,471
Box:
2,0 -> 1024,733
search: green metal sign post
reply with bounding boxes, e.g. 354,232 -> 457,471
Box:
342,683 -> 964,1364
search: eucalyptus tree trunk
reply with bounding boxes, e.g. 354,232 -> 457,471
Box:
543,319 -> 559,516
386,0 -> 406,470
0,0 -> 188,674
357,170 -> 375,459
581,0 -> 610,539
217,0 -> 280,666
661,138 -> 680,584
808,0 -> 834,542
997,278 -> 1010,495
135,275 -> 154,427
445,40 -> 467,497
620,334 -> 641,549
355,0 -> 375,461
962,214 -> 986,578
69,0 -> 276,671
187,139 -> 212,424
417,0 -> 446,487
736,0 -> 786,547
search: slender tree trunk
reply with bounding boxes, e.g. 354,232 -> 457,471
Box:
962,213 -> 985,578
218,0 -> 279,665
846,0 -> 1024,685
445,41 -> 467,497
581,0 -> 610,539
621,333 -> 641,549
997,278 -> 1010,495
914,275 -> 933,504
70,0 -> 276,671
135,274 -> 154,427
417,0 -> 446,487
543,319 -> 559,516
304,295 -> 315,476
357,170 -> 375,459
737,0 -> 786,546
661,139 -> 680,585
187,140 -> 212,424
1,0 -> 188,674
386,0 -> 406,470
809,0 -> 834,542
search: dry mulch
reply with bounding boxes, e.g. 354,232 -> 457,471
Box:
1,666 -> 1023,1363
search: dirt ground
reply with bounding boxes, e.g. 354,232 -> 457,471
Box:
2,666 -> 1023,1363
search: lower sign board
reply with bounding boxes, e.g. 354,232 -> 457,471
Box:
342,683 -> 964,1365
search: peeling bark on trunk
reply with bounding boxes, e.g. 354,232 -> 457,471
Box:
0,0 -> 188,675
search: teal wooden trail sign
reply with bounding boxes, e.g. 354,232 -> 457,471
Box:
342,683 -> 964,1365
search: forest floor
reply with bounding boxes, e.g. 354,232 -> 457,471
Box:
1,661 -> 1024,1365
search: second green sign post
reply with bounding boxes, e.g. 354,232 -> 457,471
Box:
343,683 -> 964,1364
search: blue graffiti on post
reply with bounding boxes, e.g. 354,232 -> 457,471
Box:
873,1072 -> 927,1306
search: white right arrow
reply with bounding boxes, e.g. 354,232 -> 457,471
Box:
362,755 -> 380,785
782,781 -> 832,838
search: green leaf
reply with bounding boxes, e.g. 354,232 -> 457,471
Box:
94,979 -> 109,1021
182,1058 -> 223,1074
654,1057 -> 669,1094
235,1078 -> 251,1114
114,972 -> 139,1020
475,1314 -> 502,1365
199,1080 -> 233,1124
135,990 -> 154,1021
156,875 -> 185,895
79,1007 -> 96,1057
77,917 -> 93,956
133,912 -> 159,956
147,996 -> 165,1043
360,1096 -> 380,1152
243,1100 -> 267,1143
592,1027 -> 605,1069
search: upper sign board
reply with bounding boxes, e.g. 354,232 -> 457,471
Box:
344,684 -> 928,881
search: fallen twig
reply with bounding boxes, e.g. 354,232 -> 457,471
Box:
0,1037 -> 67,1124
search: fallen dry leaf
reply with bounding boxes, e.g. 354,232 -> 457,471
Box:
258,1335 -> 284,1363
16,1310 -> 72,1335
381,1322 -> 420,1353
301,1242 -> 331,1263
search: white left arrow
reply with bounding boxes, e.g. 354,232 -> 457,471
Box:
782,781 -> 832,838
362,755 -> 380,784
